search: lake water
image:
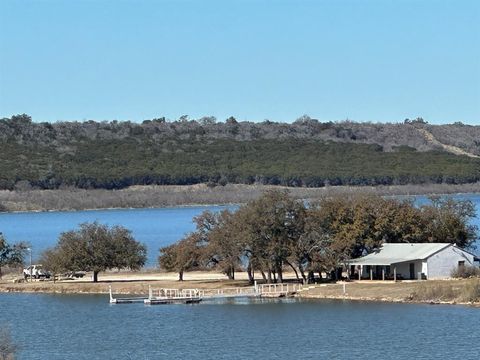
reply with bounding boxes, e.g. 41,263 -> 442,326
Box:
2,294 -> 480,360
0,194 -> 480,266
0,205 -> 236,267
1,195 -> 480,359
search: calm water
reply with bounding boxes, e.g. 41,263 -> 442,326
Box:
0,205 -> 235,267
0,194 -> 479,266
1,195 -> 480,359
1,294 -> 480,360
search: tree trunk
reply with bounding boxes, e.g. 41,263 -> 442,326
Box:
277,266 -> 283,283
247,263 -> 254,284
307,270 -> 315,284
179,270 -> 184,281
285,260 -> 299,281
330,270 -> 337,281
0,266 -> 2,280
260,270 -> 267,282
92,271 -> 99,283
267,269 -> 272,284
336,267 -> 343,281
226,267 -> 234,280
298,264 -> 307,284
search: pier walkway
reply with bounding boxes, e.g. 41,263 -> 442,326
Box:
109,283 -> 303,304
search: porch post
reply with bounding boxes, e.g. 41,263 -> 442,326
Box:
382,268 -> 385,281
394,267 -> 397,282
359,266 -> 362,281
370,268 -> 373,280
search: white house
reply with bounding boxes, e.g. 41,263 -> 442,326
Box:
347,243 -> 480,280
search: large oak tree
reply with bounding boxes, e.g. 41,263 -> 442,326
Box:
42,222 -> 146,282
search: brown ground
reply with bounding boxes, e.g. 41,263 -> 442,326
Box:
1,270 -> 479,306
0,270 -> 253,295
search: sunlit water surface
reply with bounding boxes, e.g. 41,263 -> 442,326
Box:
2,294 -> 480,360
1,195 -> 480,359
0,194 -> 479,266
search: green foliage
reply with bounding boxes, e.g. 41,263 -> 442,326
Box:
42,222 -> 146,282
0,234 -> 27,279
1,115 -> 480,190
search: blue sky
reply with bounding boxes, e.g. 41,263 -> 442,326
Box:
0,0 -> 479,124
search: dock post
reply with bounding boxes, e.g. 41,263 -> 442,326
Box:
254,281 -> 258,294
109,285 -> 114,303
148,285 -> 152,300
343,283 -> 346,295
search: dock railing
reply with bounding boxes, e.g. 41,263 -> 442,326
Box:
110,282 -> 304,304
257,283 -> 303,297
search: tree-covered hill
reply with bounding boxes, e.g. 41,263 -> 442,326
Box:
1,114 -> 480,190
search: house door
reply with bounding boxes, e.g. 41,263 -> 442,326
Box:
409,263 -> 415,279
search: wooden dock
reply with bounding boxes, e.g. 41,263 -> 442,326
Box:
109,282 -> 303,305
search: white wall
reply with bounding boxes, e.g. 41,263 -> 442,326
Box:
391,260 -> 423,280
426,246 -> 475,279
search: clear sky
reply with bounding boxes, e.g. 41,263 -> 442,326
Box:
0,0 -> 479,124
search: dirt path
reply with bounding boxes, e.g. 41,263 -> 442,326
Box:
0,270 -> 256,295
416,128 -> 479,158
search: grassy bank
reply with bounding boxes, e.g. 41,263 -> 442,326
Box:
298,278 -> 480,305
1,182 -> 480,213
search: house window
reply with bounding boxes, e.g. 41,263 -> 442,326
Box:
458,261 -> 465,268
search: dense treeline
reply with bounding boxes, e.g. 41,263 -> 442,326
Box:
159,191 -> 478,283
1,114 -> 480,190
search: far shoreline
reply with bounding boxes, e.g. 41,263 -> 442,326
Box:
1,183 -> 479,214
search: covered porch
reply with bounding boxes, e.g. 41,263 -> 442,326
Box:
347,260 -> 427,281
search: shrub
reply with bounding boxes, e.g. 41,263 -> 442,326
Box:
451,265 -> 480,279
